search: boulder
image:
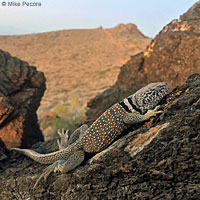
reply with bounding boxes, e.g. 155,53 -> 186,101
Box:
0,50 -> 45,148
0,73 -> 199,199
86,1 -> 200,120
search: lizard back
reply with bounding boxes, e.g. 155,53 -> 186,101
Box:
80,103 -> 131,153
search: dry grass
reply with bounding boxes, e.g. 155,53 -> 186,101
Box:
0,24 -> 151,118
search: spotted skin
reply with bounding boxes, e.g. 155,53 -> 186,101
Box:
12,141 -> 83,164
81,104 -> 128,152
11,82 -> 170,187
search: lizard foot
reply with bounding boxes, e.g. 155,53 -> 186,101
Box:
57,129 -> 69,150
33,160 -> 65,189
144,105 -> 163,119
33,150 -> 85,189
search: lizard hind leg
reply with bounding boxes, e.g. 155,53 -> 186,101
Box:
57,124 -> 88,150
67,124 -> 88,145
33,150 -> 85,189
57,129 -> 69,150
56,150 -> 85,174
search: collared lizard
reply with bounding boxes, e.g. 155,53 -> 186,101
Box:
11,82 -> 170,188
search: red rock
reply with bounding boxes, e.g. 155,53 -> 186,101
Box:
0,50 -> 45,148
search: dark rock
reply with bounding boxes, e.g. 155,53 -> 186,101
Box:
0,49 -> 45,148
0,138 -> 7,161
180,1 -> 200,20
0,73 -> 199,199
86,1 -> 200,120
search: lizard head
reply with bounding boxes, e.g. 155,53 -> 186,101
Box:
133,82 -> 170,114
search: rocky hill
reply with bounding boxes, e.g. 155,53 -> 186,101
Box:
86,1 -> 200,120
0,24 -> 150,117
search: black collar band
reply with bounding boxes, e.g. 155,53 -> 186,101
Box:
127,97 -> 141,113
119,101 -> 131,113
119,97 -> 141,114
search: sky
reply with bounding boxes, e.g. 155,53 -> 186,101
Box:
0,0 -> 198,37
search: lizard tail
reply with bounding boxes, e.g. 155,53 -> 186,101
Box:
11,148 -> 49,163
11,141 -> 81,164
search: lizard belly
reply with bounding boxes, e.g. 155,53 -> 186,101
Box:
81,104 -> 128,153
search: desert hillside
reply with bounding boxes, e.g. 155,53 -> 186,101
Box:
86,2 -> 200,120
0,23 -> 150,117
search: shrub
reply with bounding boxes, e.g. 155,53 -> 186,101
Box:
50,94 -> 86,131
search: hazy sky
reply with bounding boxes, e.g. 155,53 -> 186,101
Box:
0,0 -> 198,37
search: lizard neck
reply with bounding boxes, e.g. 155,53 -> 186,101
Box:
119,95 -> 142,114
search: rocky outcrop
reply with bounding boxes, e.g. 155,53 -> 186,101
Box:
86,1 -> 200,120
0,73 -> 199,199
0,50 -> 45,148
112,23 -> 148,38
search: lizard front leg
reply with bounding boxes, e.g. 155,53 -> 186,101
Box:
33,150 -> 85,189
123,105 -> 163,124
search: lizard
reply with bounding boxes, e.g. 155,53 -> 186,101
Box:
11,82 -> 170,188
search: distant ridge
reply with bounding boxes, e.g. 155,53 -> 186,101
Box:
113,23 -> 148,38
0,25 -> 30,35
0,24 -> 151,117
